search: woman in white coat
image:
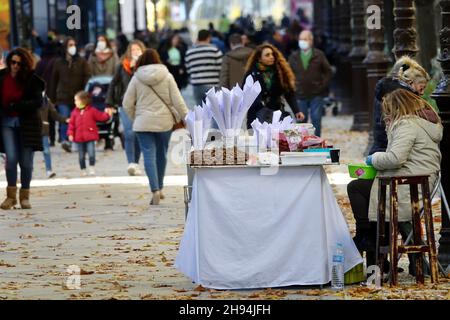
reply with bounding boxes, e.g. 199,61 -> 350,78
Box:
123,49 -> 189,205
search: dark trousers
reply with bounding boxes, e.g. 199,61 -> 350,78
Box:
347,179 -> 420,274
347,179 -> 374,232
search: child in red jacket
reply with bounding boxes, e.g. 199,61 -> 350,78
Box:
68,91 -> 113,176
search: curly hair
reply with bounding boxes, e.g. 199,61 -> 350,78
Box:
6,48 -> 35,85
245,44 -> 296,92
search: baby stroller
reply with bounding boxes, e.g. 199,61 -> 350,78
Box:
85,76 -> 118,150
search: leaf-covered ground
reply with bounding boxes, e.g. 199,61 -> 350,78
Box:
0,115 -> 448,300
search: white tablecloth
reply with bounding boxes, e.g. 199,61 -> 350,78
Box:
175,166 -> 363,289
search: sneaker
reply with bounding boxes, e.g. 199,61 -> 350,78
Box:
135,166 -> 142,176
88,167 -> 96,176
127,163 -> 137,176
46,171 -> 56,179
81,169 -> 88,177
61,141 -> 72,153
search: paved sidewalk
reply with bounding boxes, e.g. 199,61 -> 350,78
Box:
0,114 -> 448,300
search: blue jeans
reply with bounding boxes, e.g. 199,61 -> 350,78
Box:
299,97 -> 325,137
119,107 -> 141,164
192,84 -> 214,106
192,84 -> 219,129
1,126 -> 34,189
77,141 -> 96,170
136,131 -> 172,192
57,104 -> 72,142
42,136 -> 52,172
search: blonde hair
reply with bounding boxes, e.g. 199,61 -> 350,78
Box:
75,91 -> 92,106
391,56 -> 430,84
382,89 -> 441,127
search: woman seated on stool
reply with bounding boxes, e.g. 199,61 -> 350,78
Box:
348,89 -> 443,275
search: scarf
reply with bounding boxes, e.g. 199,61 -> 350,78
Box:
300,49 -> 313,70
256,62 -> 275,90
66,53 -> 74,68
122,58 -> 134,76
76,103 -> 87,110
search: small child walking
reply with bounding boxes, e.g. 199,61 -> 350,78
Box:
68,91 -> 112,176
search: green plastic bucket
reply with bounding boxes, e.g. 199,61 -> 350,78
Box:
344,263 -> 365,284
348,164 -> 377,180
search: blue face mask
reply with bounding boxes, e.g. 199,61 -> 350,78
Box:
299,40 -> 310,51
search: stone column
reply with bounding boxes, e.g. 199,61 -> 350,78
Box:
363,0 -> 390,136
350,0 -> 369,131
432,0 -> 450,271
414,0 -> 438,73
392,0 -> 418,59
337,0 -> 354,115
331,0 -> 341,55
324,0 -> 334,57
314,0 -> 324,49
384,0 -> 396,62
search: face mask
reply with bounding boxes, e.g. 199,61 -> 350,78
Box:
68,46 -> 77,56
97,41 -> 107,51
299,40 -> 310,51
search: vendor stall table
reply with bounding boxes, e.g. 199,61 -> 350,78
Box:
175,165 -> 363,289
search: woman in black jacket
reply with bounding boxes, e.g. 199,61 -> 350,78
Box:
244,44 -> 304,128
0,48 -> 45,210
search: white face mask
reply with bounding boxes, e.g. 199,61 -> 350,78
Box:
68,46 -> 77,56
97,41 -> 107,51
299,40 -> 310,51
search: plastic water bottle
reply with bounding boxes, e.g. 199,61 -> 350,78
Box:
332,243 -> 345,290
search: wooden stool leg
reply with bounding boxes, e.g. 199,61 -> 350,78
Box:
390,179 -> 399,287
422,180 -> 439,284
410,183 -> 425,285
377,179 -> 387,284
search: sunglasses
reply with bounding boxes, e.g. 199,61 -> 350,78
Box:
11,60 -> 22,66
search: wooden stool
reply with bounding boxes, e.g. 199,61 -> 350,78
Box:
376,175 -> 439,286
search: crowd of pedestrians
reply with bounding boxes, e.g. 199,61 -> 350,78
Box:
0,10 -> 440,226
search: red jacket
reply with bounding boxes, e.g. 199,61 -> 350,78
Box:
67,105 -> 111,143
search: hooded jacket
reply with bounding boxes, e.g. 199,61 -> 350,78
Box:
219,46 -> 253,89
122,64 -> 189,132
369,77 -> 416,155
368,115 -> 443,222
67,105 -> 111,143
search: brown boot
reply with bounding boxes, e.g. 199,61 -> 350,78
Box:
19,189 -> 31,209
1,187 -> 17,210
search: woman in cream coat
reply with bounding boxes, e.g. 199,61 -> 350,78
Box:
366,89 -> 442,223
348,88 -> 442,274
123,49 -> 188,205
